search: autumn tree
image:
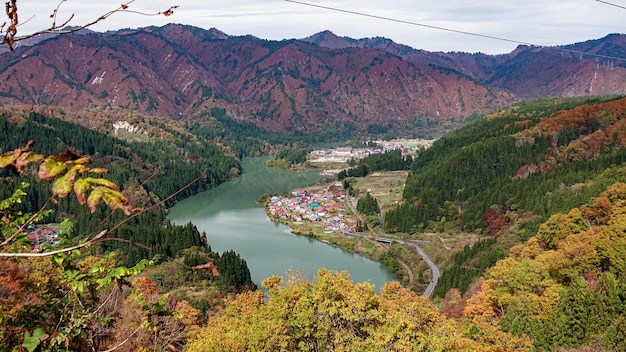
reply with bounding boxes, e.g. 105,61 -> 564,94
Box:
186,268 -> 515,351
0,143 -> 202,350
464,182 -> 626,351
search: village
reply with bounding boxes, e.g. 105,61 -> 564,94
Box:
266,183 -> 355,234
267,138 -> 434,233
24,224 -> 63,251
308,138 -> 433,175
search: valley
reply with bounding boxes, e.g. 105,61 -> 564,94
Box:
3,22 -> 626,351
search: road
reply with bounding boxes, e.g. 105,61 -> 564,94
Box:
345,190 -> 440,297
398,238 -> 440,297
397,259 -> 414,284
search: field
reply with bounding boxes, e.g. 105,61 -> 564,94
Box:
270,169 -> 481,294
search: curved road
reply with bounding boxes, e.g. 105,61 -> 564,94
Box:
397,238 -> 440,297
346,191 -> 440,297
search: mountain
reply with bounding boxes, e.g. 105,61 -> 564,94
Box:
1,25 -> 626,135
303,31 -> 626,99
0,24 -> 510,135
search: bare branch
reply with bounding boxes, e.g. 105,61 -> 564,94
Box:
93,237 -> 152,251
100,324 -> 143,352
0,200 -> 50,247
92,167 -> 160,233
0,229 -> 107,257
1,1 -> 179,51
105,169 -> 208,235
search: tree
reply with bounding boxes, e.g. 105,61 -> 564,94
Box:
1,0 -> 178,50
217,250 -> 256,292
186,268 -> 513,351
0,143 -> 199,350
357,192 -> 379,216
551,277 -> 593,347
587,271 -> 624,338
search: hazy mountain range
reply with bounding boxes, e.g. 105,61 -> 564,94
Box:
1,24 -> 625,134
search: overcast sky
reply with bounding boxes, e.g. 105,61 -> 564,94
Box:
13,0 -> 626,54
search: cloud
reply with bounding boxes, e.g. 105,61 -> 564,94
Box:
10,0 -> 626,54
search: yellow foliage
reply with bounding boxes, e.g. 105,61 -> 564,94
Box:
187,268 -> 509,351
464,181 -> 626,350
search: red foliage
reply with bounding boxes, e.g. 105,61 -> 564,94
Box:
583,271 -> 598,291
0,259 -> 42,345
441,288 -> 466,319
0,259 -> 41,312
483,206 -> 508,235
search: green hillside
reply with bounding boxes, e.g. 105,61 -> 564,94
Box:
380,95 -> 626,296
0,109 -> 243,265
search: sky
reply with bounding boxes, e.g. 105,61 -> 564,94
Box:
12,0 -> 626,54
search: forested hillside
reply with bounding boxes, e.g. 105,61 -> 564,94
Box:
0,109 -> 243,264
0,107 -> 258,350
381,95 -> 626,297
463,182 -> 626,350
386,94 -> 626,234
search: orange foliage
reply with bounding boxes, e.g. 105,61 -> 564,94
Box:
0,258 -> 41,314
465,181 -> 626,349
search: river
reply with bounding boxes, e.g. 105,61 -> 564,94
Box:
168,157 -> 397,291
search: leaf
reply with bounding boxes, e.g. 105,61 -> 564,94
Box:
38,158 -> 67,180
59,218 -> 73,235
38,150 -> 82,180
50,150 -> 81,162
87,187 -> 104,213
100,187 -> 131,214
110,266 -> 130,280
0,141 -> 43,174
22,327 -> 46,352
72,156 -> 91,165
74,280 -> 85,293
83,177 -> 120,191
87,167 -> 109,174
172,311 -> 184,319
73,178 -> 90,205
52,173 -> 74,198
53,253 -> 65,266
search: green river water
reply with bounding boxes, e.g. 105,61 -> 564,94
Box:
168,157 -> 397,290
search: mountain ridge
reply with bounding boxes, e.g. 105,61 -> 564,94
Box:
1,24 -> 625,134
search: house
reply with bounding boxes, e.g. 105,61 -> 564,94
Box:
334,147 -> 353,156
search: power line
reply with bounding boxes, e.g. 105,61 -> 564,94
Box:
283,0 -> 626,62
284,0 -> 537,47
592,0 -> 626,11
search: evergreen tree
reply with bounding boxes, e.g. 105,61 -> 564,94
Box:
551,277 -> 593,347
588,272 -> 624,336
218,250 -> 256,292
357,192 -> 379,216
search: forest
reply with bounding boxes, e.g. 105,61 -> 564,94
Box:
4,94 -> 626,350
377,95 -> 626,297
0,108 -> 255,350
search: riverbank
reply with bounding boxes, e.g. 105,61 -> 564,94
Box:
263,170 -> 438,293
169,157 -> 397,292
